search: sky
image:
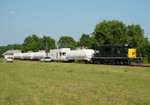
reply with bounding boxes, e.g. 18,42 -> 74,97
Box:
0,0 -> 150,46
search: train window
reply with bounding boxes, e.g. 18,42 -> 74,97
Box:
95,50 -> 99,53
124,43 -> 129,46
63,52 -> 66,56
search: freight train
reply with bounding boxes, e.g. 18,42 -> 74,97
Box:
13,43 -> 142,65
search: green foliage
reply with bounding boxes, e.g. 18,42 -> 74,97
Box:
77,34 -> 98,49
92,20 -> 150,62
7,44 -> 22,50
22,34 -> 56,52
22,35 -> 40,52
58,36 -> 76,49
0,46 -> 7,57
0,44 -> 22,57
40,35 -> 56,50
92,20 -> 127,45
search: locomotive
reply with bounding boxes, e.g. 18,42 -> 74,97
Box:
92,43 -> 142,65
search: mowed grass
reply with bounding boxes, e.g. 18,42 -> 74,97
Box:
0,58 -> 150,105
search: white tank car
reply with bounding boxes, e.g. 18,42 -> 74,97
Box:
31,51 -> 45,60
66,49 -> 94,62
22,52 -> 32,59
31,52 -> 43,60
14,53 -> 23,59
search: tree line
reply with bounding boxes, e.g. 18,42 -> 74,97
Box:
0,20 -> 150,62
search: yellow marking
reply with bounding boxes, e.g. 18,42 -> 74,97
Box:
128,49 -> 136,58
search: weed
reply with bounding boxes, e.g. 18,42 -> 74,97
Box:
124,70 -> 128,72
67,70 -> 73,73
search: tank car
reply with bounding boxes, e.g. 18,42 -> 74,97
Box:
66,49 -> 94,62
31,52 -> 43,60
14,53 -> 23,59
92,43 -> 142,65
31,51 -> 45,60
22,52 -> 32,60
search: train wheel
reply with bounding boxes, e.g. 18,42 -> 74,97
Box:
123,60 -> 128,65
93,60 -> 96,64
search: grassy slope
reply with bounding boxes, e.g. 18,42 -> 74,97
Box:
0,58 -> 150,105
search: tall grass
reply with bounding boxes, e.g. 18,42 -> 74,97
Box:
0,58 -> 150,105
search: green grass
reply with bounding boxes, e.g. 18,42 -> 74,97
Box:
0,58 -> 150,105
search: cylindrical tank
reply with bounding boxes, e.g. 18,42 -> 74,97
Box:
14,53 -> 22,59
31,52 -> 44,60
66,49 -> 94,61
22,53 -> 32,59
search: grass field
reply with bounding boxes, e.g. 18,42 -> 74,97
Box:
0,58 -> 150,105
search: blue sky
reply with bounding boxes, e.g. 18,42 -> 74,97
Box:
0,0 -> 150,46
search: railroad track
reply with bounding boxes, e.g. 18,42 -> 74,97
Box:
93,63 -> 150,68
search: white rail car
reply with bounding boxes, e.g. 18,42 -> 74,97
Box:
49,48 -> 71,61
31,51 -> 45,60
14,53 -> 23,59
66,49 -> 94,62
14,50 -> 46,60
22,53 -> 32,60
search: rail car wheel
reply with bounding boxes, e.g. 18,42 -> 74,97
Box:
123,60 -> 129,65
93,60 -> 97,64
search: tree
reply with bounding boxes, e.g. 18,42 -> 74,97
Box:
40,35 -> 56,50
77,34 -> 98,49
22,35 -> 40,52
22,34 -> 41,52
58,36 -> 76,49
127,24 -> 145,47
22,35 -> 32,52
0,46 -> 7,57
0,44 -> 22,57
22,34 -> 56,52
92,20 -> 127,45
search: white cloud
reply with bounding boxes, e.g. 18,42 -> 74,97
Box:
8,11 -> 16,15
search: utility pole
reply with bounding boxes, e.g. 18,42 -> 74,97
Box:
12,44 -> 13,50
45,39 -> 49,57
46,40 -> 48,50
57,38 -> 59,49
